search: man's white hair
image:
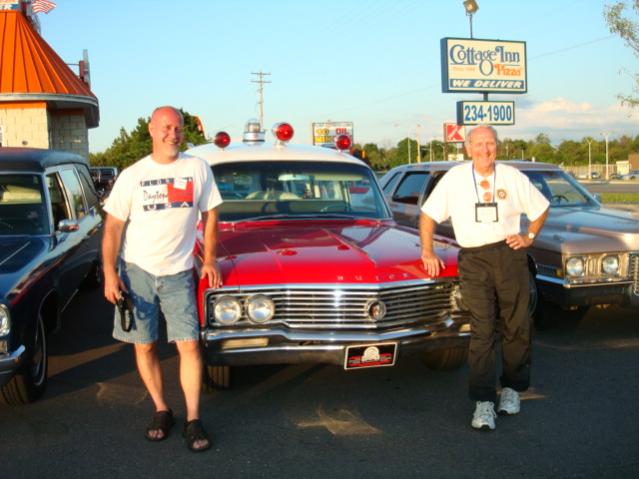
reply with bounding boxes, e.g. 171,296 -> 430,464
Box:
465,125 -> 499,148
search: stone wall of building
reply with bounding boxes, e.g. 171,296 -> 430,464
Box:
48,110 -> 89,157
0,103 -> 50,148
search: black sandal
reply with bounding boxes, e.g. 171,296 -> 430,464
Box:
183,419 -> 211,452
145,409 -> 174,442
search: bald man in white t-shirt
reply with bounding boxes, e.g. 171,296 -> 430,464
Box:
102,106 -> 221,452
420,125 -> 549,431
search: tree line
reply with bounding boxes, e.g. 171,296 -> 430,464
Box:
356,133 -> 639,171
90,111 -> 637,173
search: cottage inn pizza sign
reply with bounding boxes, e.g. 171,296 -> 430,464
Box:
440,37 -> 527,94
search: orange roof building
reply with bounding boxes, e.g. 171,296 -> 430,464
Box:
0,2 -> 99,157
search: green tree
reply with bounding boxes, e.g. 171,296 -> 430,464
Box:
605,1 -> 639,107
89,109 -> 207,169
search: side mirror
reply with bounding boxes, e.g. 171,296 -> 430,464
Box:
57,219 -> 80,232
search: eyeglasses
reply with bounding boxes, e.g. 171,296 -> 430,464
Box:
479,179 -> 492,202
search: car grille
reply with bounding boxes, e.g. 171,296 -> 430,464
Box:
205,280 -> 459,330
630,254 -> 639,295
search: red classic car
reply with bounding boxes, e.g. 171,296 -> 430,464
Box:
186,121 -> 469,388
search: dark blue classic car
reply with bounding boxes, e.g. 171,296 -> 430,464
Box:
0,148 -> 102,404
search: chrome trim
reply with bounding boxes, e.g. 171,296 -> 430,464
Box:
630,254 -> 639,295
204,279 -> 458,329
0,345 -> 25,370
202,322 -> 454,343
537,274 -> 634,288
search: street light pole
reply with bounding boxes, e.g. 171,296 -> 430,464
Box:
602,132 -> 610,180
463,0 -> 479,38
416,124 -> 421,163
586,140 -> 592,183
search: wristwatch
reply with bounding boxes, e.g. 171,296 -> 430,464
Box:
527,232 -> 536,240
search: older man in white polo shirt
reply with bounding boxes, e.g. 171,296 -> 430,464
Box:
420,125 -> 549,431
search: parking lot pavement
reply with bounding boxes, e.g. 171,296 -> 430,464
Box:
1,287 -> 639,477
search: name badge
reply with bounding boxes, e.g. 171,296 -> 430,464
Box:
475,202 -> 498,223
173,178 -> 187,190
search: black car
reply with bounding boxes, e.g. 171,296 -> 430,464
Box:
89,166 -> 118,197
0,148 -> 103,404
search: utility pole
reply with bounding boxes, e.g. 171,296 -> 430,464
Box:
251,71 -> 271,128
586,140 -> 592,180
601,132 -> 611,180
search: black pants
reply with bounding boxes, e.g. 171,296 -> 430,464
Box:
458,241 -> 531,403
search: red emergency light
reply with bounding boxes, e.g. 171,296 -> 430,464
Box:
273,122 -> 294,142
334,134 -> 352,151
214,131 -> 231,149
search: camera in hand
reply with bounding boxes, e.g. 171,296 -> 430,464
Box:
116,292 -> 134,332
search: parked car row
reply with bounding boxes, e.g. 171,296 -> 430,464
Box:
379,161 -> 639,328
6,139 -> 633,403
0,148 -> 103,405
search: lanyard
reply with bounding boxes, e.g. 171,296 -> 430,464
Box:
472,166 -> 496,203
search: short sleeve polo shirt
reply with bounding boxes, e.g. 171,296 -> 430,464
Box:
421,162 -> 549,248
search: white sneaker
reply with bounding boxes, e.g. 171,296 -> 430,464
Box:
471,401 -> 496,430
498,387 -> 521,415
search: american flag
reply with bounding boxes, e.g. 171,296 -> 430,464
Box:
32,0 -> 57,14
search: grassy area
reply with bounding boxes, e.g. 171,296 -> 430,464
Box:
600,193 -> 639,203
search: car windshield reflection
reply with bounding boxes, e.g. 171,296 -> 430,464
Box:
0,174 -> 49,235
212,161 -> 390,221
523,170 -> 597,207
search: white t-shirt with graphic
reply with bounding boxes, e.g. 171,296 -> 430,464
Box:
421,162 -> 549,248
104,153 -> 222,276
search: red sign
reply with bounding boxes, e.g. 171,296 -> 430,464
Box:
444,123 -> 465,143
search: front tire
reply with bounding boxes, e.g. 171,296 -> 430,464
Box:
423,347 -> 468,371
1,313 -> 48,405
204,365 -> 231,391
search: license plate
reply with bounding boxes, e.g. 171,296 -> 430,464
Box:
344,342 -> 397,370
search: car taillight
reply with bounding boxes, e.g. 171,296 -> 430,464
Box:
335,134 -> 352,151
273,122 -> 294,142
214,131 -> 231,148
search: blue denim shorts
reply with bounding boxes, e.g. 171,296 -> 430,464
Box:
113,262 -> 200,344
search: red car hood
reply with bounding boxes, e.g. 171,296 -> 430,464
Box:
210,219 -> 458,286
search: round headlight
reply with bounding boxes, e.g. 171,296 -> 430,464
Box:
602,255 -> 620,275
213,296 -> 242,324
246,294 -> 275,323
565,257 -> 585,277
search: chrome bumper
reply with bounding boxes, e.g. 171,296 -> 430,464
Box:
201,320 -> 469,367
0,345 -> 25,388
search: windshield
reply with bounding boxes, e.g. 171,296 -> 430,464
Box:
523,169 -> 597,207
212,161 -> 391,221
0,174 -> 49,235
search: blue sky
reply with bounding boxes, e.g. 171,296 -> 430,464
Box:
37,0 -> 639,153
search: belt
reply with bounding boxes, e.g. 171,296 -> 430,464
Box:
460,240 -> 507,253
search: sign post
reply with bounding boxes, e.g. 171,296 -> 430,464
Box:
440,37 -> 527,142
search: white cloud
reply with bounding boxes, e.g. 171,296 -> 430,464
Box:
509,98 -> 639,142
